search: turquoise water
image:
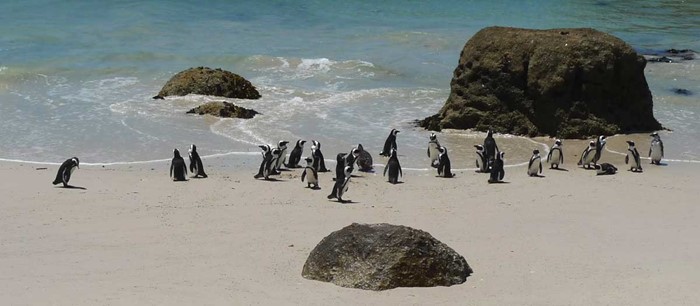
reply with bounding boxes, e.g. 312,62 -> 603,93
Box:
1,0 -> 698,167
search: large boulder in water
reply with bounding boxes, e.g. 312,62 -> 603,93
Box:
419,27 -> 662,138
157,67 -> 261,99
186,101 -> 259,119
301,223 -> 472,291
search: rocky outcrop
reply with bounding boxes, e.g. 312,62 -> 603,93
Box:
158,67 -> 261,99
186,101 -> 258,119
302,223 -> 472,291
420,27 -> 662,138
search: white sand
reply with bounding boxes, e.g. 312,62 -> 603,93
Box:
1,137 -> 698,305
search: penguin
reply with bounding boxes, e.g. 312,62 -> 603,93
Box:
436,146 -> 454,178
593,135 -> 607,166
427,132 -> 441,168
170,149 -> 187,181
546,139 -> 564,169
52,157 -> 80,187
379,129 -> 399,157
355,143 -> 374,172
488,151 -> 505,183
383,148 -> 402,184
578,141 -> 597,169
301,157 -> 319,189
594,163 -> 617,175
344,146 -> 360,172
273,140 -> 290,172
649,132 -> 664,165
474,144 -> 488,173
527,149 -> 543,177
285,139 -> 306,168
188,144 -> 207,178
311,140 -> 329,172
483,130 -> 499,169
254,144 -> 273,179
625,140 -> 643,172
328,153 -> 349,200
330,166 -> 353,203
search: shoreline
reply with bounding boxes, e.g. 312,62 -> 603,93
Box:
1,132 -> 698,305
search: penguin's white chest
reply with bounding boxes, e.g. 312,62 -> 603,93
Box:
306,169 -> 318,184
528,158 -> 541,175
549,150 -> 561,164
650,143 -> 662,160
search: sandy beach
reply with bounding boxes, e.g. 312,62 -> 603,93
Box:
1,135 -> 699,305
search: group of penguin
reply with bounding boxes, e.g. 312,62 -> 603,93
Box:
51,128 -> 665,198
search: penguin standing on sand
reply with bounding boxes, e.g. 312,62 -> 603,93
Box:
649,132 -> 664,165
254,144 -> 273,179
427,132 -> 441,168
595,163 -> 618,175
527,149 -> 543,177
625,140 -> 643,172
329,166 -> 353,203
488,152 -> 505,183
383,149 -> 402,184
52,157 -> 80,187
483,130 -> 499,168
593,135 -> 607,166
188,144 -> 207,178
379,129 -> 399,157
285,139 -> 306,168
273,140 -> 289,172
344,146 -> 360,172
436,146 -> 454,178
546,139 -> 564,169
311,140 -> 328,172
301,157 -> 319,189
355,144 -> 374,172
474,144 -> 488,173
578,141 -> 597,169
170,149 -> 187,181
328,153 -> 348,200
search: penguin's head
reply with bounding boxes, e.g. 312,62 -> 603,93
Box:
626,140 -> 635,147
533,149 -> 540,155
271,148 -> 281,157
298,140 -> 306,147
336,153 -> 347,162
279,140 -> 289,148
173,149 -> 181,158
72,157 -> 80,169
304,157 -> 313,164
258,144 -> 270,152
487,129 -> 493,137
474,144 -> 484,151
589,141 -> 596,147
357,144 -> 364,152
650,132 -> 660,139
438,146 -> 446,154
189,144 -> 197,153
351,147 -> 360,158
391,129 -> 400,136
555,139 -> 562,146
312,140 -> 320,149
499,151 -> 505,159
429,133 -> 437,141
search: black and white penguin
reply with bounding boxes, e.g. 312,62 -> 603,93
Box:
625,140 -> 643,172
649,132 -> 664,165
546,139 -> 564,169
593,135 -> 607,165
379,128 -> 399,157
344,146 -> 360,172
170,149 -> 187,181
483,130 -> 499,168
301,157 -> 319,189
328,153 -> 348,200
311,140 -> 329,172
355,143 -> 374,172
383,148 -> 402,184
427,132 -> 441,168
285,139 -> 306,168
274,140 -> 290,172
436,146 -> 454,178
329,166 -> 353,203
188,144 -> 208,178
52,157 -> 80,187
254,144 -> 273,179
595,163 -> 617,175
527,149 -> 543,177
488,151 -> 505,183
474,144 -> 488,173
578,141 -> 597,169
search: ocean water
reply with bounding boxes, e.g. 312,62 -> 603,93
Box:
1,0 -> 699,169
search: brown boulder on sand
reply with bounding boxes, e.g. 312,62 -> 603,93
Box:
419,27 -> 662,138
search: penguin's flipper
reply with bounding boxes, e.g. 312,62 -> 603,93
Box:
539,162 -> 542,174
301,170 -> 306,182
383,163 -> 388,177
648,147 -> 652,157
170,162 -> 174,178
661,141 -> 664,157
546,150 -> 552,163
625,155 -> 629,164
398,162 -> 402,178
560,150 -> 564,164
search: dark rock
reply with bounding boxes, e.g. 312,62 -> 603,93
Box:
647,56 -> 674,63
302,223 -> 472,291
152,95 -> 164,100
672,88 -> 693,96
419,27 -> 662,138
158,67 -> 261,99
186,101 -> 259,119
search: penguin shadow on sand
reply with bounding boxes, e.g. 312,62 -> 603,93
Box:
56,184 -> 87,190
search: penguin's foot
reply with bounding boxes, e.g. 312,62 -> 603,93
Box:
254,174 -> 263,179
327,194 -> 336,199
